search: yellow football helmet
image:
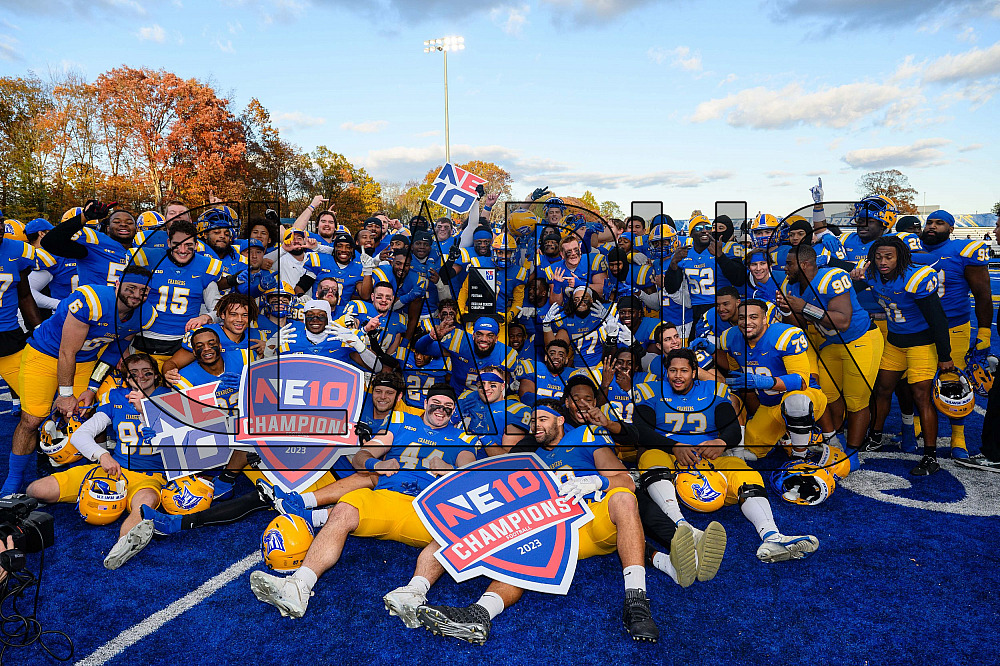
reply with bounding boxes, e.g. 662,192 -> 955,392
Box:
933,369 -> 974,419
770,461 -> 834,506
61,207 -> 84,224
261,513 -> 315,572
506,209 -> 538,238
3,218 -> 26,242
137,211 -> 165,230
39,416 -> 84,466
817,444 -> 852,480
160,475 -> 215,515
77,467 -> 128,525
648,224 -> 680,253
964,349 -> 995,397
674,468 -> 728,513
750,213 -> 779,249
854,195 -> 898,229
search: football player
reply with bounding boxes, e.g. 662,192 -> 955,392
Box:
169,327 -> 243,409
342,281 -> 407,357
664,214 -> 746,323
0,223 -> 43,412
457,366 -> 532,457
249,385 -> 478,620
299,231 -> 372,303
603,247 -> 655,303
517,339 -> 574,404
26,353 -> 168,569
383,398 -> 658,644
693,286 -> 740,344
200,209 -> 244,275
780,244 -> 883,453
716,299 -> 827,461
853,236 -> 952,475
27,217 -> 78,313
416,316 -> 517,395
2,266 -> 155,496
912,209 -> 992,458
41,200 -> 142,287
545,234 -> 607,305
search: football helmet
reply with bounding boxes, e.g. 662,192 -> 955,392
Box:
3,218 -> 27,242
543,197 -> 566,213
815,443 -> 852,480
198,207 -> 238,234
39,415 -> 84,466
160,475 -> 215,515
964,348 -> 995,396
749,213 -> 779,249
853,195 -> 898,229
933,369 -> 974,419
491,233 -> 517,267
261,282 -> 295,319
61,207 -> 84,224
648,224 -> 680,254
77,467 -> 128,525
674,468 -> 728,513
770,460 -> 835,506
261,513 -> 314,572
506,209 -> 538,238
137,211 -> 165,230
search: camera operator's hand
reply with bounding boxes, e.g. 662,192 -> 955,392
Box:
99,452 -> 122,479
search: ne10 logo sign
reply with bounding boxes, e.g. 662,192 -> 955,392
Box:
429,163 -> 487,214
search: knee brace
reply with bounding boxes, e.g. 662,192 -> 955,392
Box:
638,466 -> 675,493
781,393 -> 814,436
737,483 -> 767,504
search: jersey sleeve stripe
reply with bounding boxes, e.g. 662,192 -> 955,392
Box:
960,241 -> 985,258
79,286 -> 101,320
818,270 -> 838,292
906,266 -> 936,292
775,327 -> 796,350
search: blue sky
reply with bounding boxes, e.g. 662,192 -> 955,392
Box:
1,0 -> 998,217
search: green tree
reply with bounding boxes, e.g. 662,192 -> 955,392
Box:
991,201 -> 999,217
579,190 -> 600,213
600,200 -> 623,220
857,169 -> 919,214
0,75 -> 51,215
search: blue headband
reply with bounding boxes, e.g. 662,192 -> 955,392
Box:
535,405 -> 562,419
479,371 -> 504,384
120,272 -> 149,286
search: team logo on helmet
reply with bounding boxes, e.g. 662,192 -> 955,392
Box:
933,369 -> 974,419
675,468 -> 727,513
853,195 -> 898,229
964,348 -> 995,397
261,514 -> 314,572
262,528 -> 286,553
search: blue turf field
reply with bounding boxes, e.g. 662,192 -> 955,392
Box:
3,392 -> 999,666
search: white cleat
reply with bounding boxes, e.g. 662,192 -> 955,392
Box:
383,585 -> 428,628
250,571 -> 312,618
104,519 -> 154,570
695,521 -> 728,582
756,532 -> 819,563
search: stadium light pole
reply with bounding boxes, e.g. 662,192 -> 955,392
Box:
423,36 -> 464,165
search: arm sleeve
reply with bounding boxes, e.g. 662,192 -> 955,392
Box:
28,271 -> 61,310
915,292 -> 952,362
664,267 -> 683,293
714,401 -> 742,448
40,213 -> 88,260
717,253 -> 746,286
70,411 -> 113,462
625,404 -> 678,453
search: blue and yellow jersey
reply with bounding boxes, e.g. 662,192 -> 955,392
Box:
30,285 -> 156,362
144,254 -> 223,336
181,323 -> 261,365
543,254 -> 606,291
636,376 -> 729,446
515,356 -> 573,400
603,264 -> 655,303
693,306 -> 736,343
815,232 -> 847,260
73,227 -> 145,287
276,321 -> 353,362
719,322 -> 815,407
839,231 -> 881,315
456,391 -> 531,453
550,310 -> 608,369
303,253 -> 365,302
133,229 -> 205,269
0,239 -> 34,330
99,386 -> 169,473
895,232 -> 924,253
173,349 -> 245,408
678,247 -> 724,307
861,265 -> 938,336
437,329 -> 517,393
371,265 -> 428,307
343,300 -> 407,348
912,238 -> 990,326
783,267 -> 872,347
602,376 -> 653,424
377,411 -> 478,495
535,426 -> 615,502
400,353 -> 450,410
201,245 -> 245,276
33,247 -> 78,302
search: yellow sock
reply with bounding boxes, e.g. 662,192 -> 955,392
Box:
913,416 -> 922,438
951,424 -> 966,450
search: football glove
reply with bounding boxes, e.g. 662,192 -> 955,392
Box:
810,177 -> 823,204
218,372 -> 241,393
690,337 -> 716,355
277,322 -> 297,345
726,373 -> 776,391
530,186 -> 550,201
559,475 -> 609,503
83,199 -> 116,221
355,421 -> 373,445
331,324 -> 367,352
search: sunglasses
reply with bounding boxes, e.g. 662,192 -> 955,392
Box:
426,403 -> 455,415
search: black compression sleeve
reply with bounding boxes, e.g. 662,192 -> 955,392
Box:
717,253 -> 746,286
180,493 -> 270,530
715,401 -> 742,448
828,257 -> 855,271
915,293 -> 952,362
664,268 -> 683,293
296,274 -> 316,292
630,404 -> 678,453
40,213 -> 88,260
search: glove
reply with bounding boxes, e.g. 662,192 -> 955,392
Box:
530,186 -> 550,201
265,209 -> 280,224
83,199 -> 115,221
277,322 -> 297,345
558,475 -> 608,503
810,177 -> 823,204
518,306 -> 536,319
355,421 -> 373,445
331,323 -> 367,353
234,269 -> 249,286
690,337 -> 716,355
725,373 -> 776,391
448,244 -> 461,262
258,271 -> 277,292
586,219 -> 605,234
218,372 -> 241,392
139,426 -> 158,447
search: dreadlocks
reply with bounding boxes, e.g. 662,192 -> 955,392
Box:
865,235 -> 911,283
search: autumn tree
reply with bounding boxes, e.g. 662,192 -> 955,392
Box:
579,190 -> 600,213
240,99 -> 311,215
311,146 -> 381,230
0,75 -> 51,213
600,200 -> 623,220
857,169 -> 919,214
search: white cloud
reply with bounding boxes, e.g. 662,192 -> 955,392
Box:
490,4 -> 529,35
537,168 -> 734,190
691,81 -> 922,129
958,142 -> 984,152
958,26 -> 977,43
228,21 -> 244,34
137,24 -> 165,43
718,73 -> 738,86
923,40 -> 1000,83
842,138 -> 951,169
0,34 -> 20,61
541,0 -> 657,24
340,120 -> 388,134
648,45 -> 702,72
274,112 -> 326,131
214,38 -> 235,53
769,0 -> 992,30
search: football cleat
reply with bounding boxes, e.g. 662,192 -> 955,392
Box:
249,571 -> 312,619
383,585 -> 428,629
417,604 -> 491,645
695,521 -> 727,583
900,426 -> 918,453
954,453 -> 1000,473
103,519 -> 154,570
622,589 -> 658,642
756,531 -> 820,563
668,522 -> 697,588
860,432 -> 883,452
256,479 -> 309,521
140,504 -> 182,535
911,455 -> 940,476
951,445 -> 970,460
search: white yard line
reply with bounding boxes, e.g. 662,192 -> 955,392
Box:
76,552 -> 261,666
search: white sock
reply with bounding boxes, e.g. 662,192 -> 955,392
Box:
790,447 -> 808,458
476,592 -> 505,619
646,476 -> 685,525
901,414 -> 914,427
651,551 -> 679,584
623,565 -> 646,592
301,492 -> 318,509
311,509 -> 329,528
408,575 -> 430,595
740,497 -> 779,540
292,566 -> 318,592
822,432 -> 836,443
788,430 -> 811,450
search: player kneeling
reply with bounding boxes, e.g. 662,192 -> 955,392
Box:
631,349 -> 819,564
26,353 -> 170,570
382,399 -> 659,644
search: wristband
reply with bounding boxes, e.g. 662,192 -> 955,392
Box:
801,302 -> 826,322
598,475 -> 610,491
483,205 -> 492,212
363,458 -> 378,471
58,386 -> 74,397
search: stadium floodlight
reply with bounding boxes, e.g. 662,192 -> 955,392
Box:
423,36 -> 464,164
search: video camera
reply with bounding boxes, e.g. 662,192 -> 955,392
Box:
0,496 -> 54,573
